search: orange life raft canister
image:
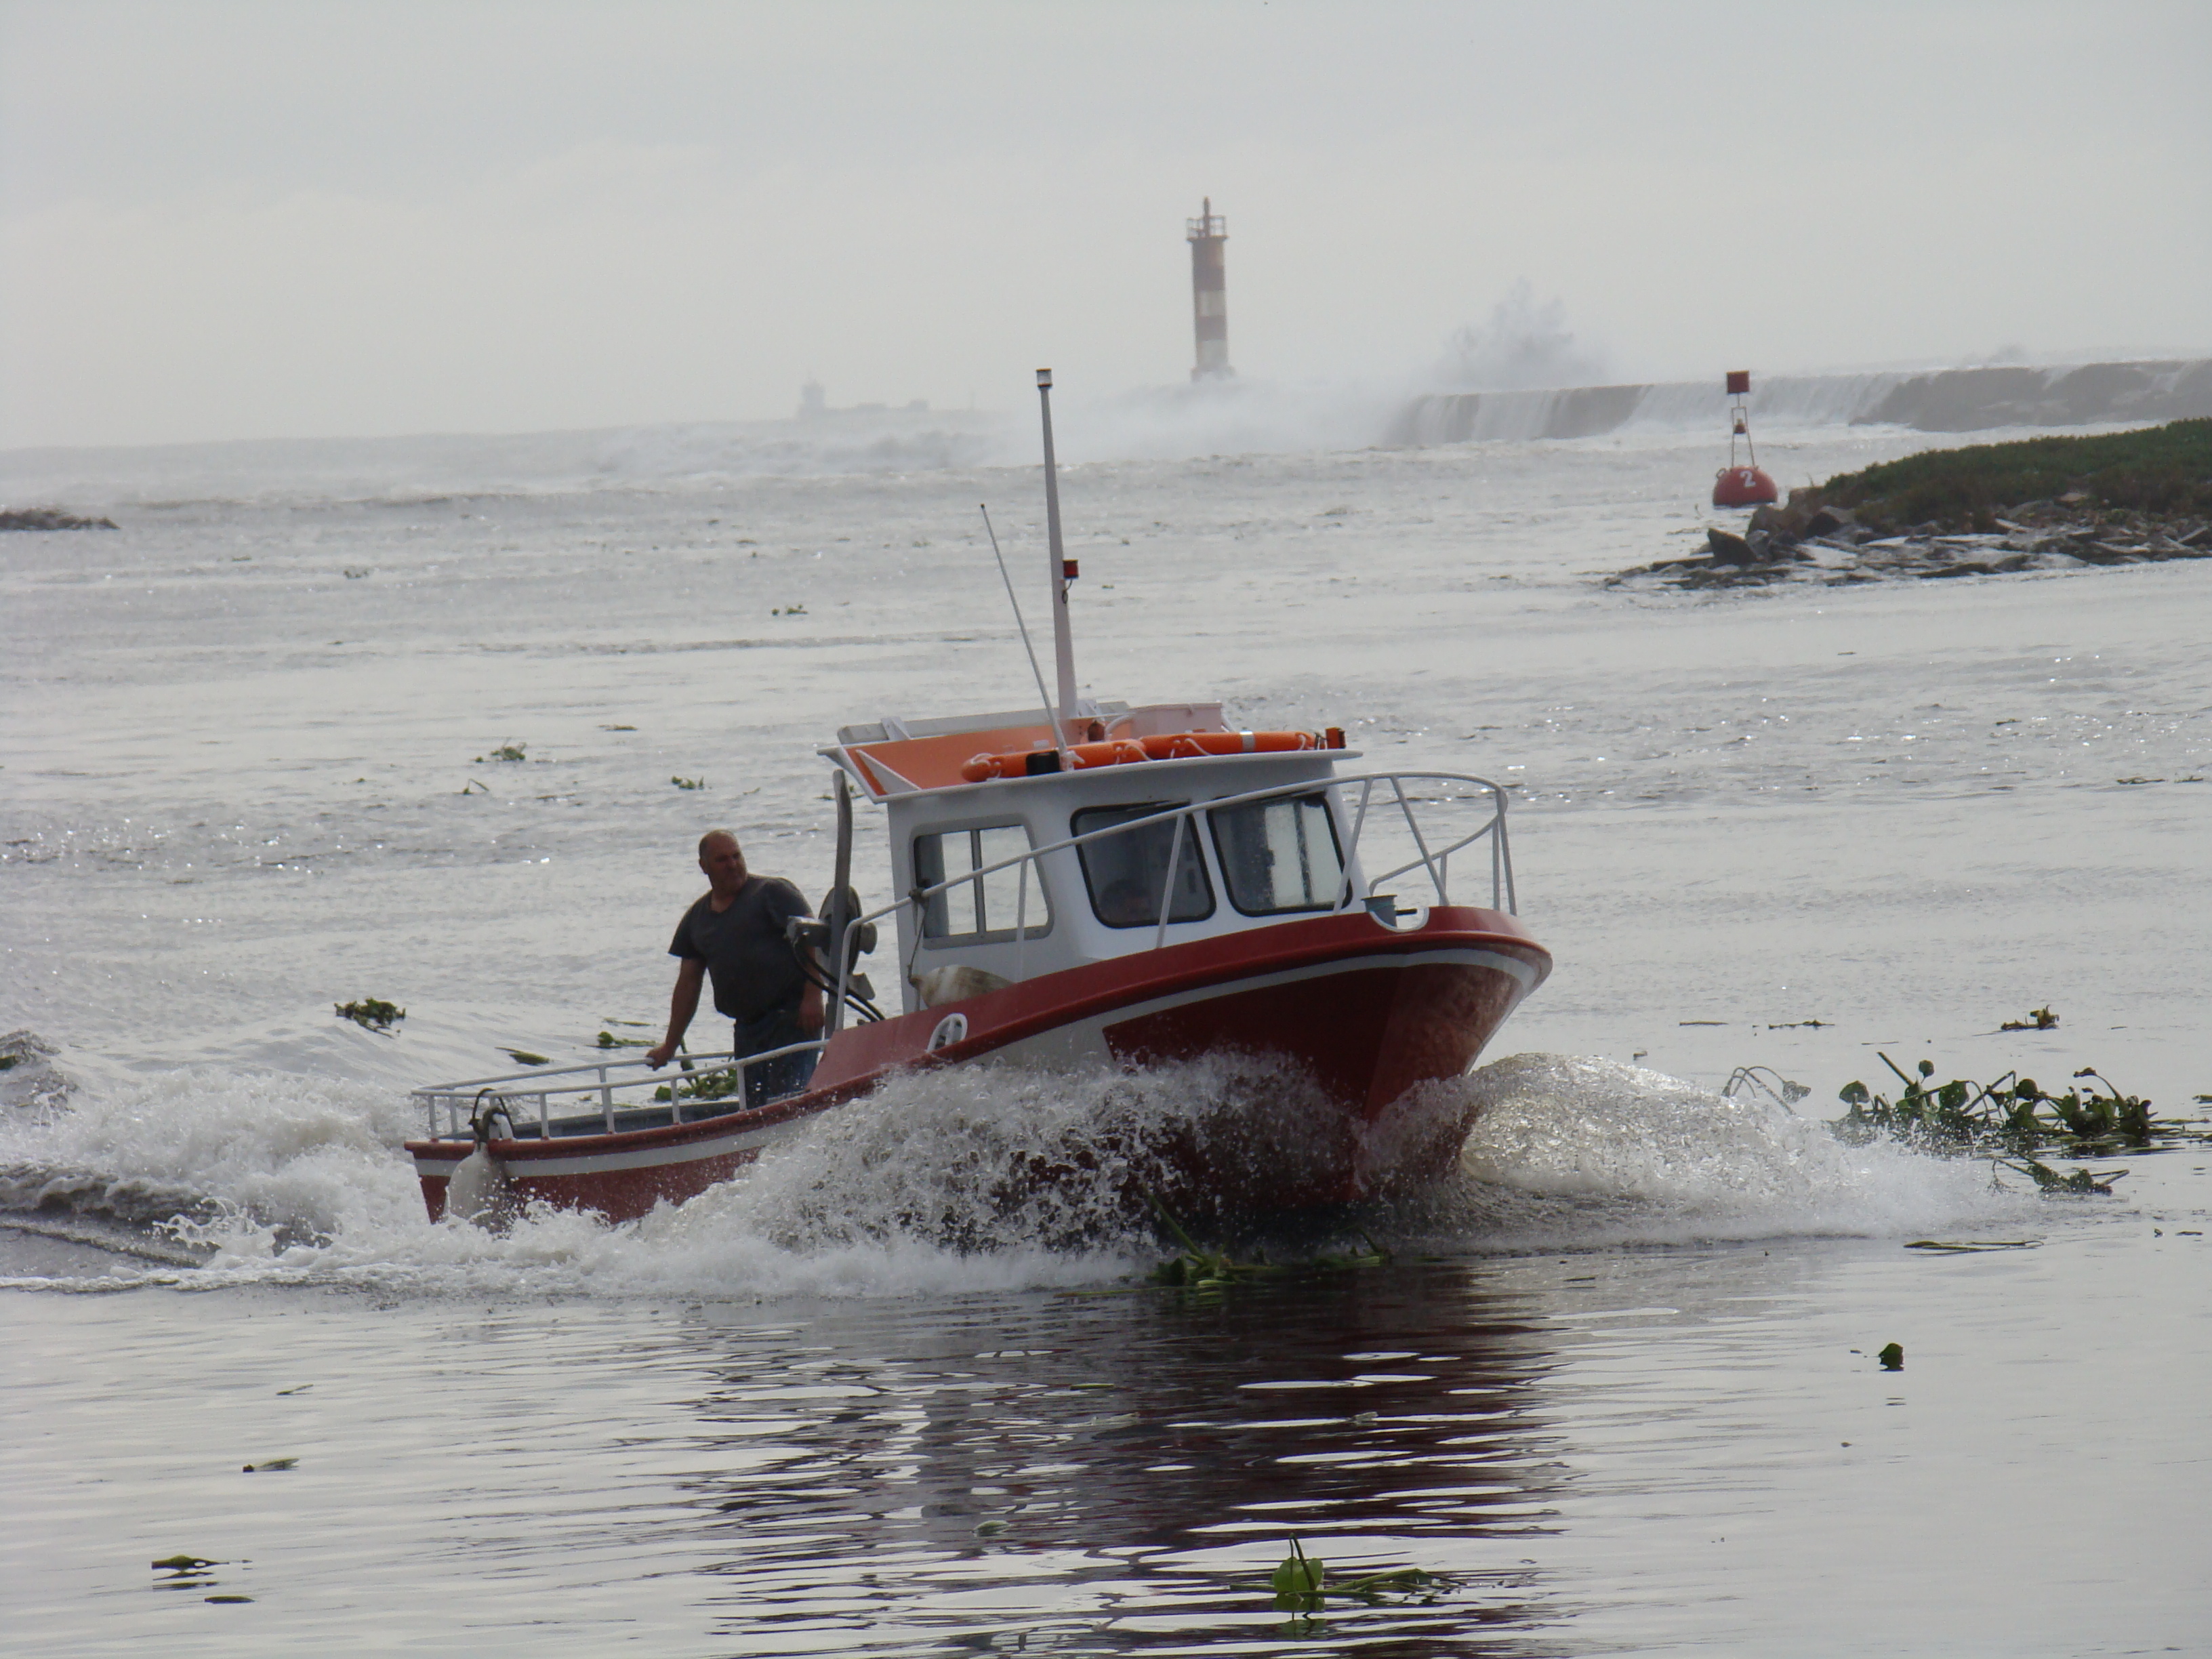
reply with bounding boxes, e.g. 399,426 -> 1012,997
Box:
960,729 -> 1340,783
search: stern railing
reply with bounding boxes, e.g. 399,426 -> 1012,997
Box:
410,1039 -> 826,1143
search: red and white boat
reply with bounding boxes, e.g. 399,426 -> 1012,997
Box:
405,373 -> 1551,1226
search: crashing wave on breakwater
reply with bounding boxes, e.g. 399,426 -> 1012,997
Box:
1394,359 -> 2212,446
0,1043 -> 2024,1300
11,360 -> 2207,512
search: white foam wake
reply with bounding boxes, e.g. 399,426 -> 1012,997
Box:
1,1051 -> 2029,1297
1444,1052 -> 2022,1246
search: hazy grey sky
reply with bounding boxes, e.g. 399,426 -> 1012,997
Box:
3,1 -> 2206,449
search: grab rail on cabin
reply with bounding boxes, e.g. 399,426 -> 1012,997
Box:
409,1038 -> 827,1141
836,769 -> 1515,1014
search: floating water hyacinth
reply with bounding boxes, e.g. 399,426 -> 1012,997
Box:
1271,1539 -> 1326,1614
335,998 -> 405,1032
1832,1054 -> 2161,1154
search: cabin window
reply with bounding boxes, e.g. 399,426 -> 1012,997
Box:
913,823 -> 1050,943
1209,793 -> 1344,916
1071,804 -> 1216,928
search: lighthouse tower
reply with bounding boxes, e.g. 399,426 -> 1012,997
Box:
1186,198 -> 1232,381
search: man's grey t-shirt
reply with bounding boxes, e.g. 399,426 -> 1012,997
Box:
669,877 -> 811,1023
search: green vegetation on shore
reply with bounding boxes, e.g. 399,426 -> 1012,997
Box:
1816,417 -> 2212,533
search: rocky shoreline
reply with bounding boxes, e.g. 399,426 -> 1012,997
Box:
0,506 -> 118,531
1612,493 -> 2212,590
1612,418 -> 2212,591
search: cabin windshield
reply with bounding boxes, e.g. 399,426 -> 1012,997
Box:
914,823 -> 1051,942
1208,792 -> 1343,915
1072,804 -> 1215,928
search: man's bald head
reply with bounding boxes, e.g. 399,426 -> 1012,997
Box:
698,830 -> 748,899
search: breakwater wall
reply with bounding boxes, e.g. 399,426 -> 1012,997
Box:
1391,359 -> 2212,446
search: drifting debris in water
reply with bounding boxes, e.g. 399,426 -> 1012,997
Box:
241,1458 -> 297,1472
1723,1065 -> 1811,1107
596,1030 -> 650,1048
670,775 -> 705,790
152,1555 -> 218,1572
483,743 -> 527,762
205,1595 -> 254,1604
334,998 -> 404,1032
1906,1240 -> 2038,1252
501,1049 -> 550,1067
2001,1006 -> 2060,1031
1877,1343 -> 1904,1371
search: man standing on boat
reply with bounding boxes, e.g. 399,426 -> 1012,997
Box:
645,830 -> 821,1106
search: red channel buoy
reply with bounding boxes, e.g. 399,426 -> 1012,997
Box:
1712,369 -> 1780,507
1713,465 -> 1778,507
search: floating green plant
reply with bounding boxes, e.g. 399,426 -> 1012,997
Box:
335,998 -> 404,1032
487,743 -> 527,762
152,1555 -> 218,1572
501,1049 -> 549,1067
2000,1006 -> 2059,1031
1272,1538 -> 1326,1614
241,1457 -> 297,1472
653,1068 -> 744,1105
1146,1194 -> 1279,1288
670,775 -> 705,790
1265,1539 -> 1436,1618
1833,1054 -> 2162,1157
1877,1343 -> 1904,1371
596,1030 -> 650,1048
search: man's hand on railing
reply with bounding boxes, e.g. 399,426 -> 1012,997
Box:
644,1041 -> 678,1068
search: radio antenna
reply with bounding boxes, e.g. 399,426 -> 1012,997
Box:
979,504 -> 1064,760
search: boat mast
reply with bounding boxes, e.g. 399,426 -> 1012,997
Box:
1036,369 -> 1079,739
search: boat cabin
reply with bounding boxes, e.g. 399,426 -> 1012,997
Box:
824,701 -> 1366,1015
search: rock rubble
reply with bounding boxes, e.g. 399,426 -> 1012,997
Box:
0,506 -> 119,531
1613,487 -> 2211,591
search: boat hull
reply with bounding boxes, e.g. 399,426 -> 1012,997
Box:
407,906 -> 1549,1223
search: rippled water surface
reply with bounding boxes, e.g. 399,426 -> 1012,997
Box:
3,417 -> 2208,1654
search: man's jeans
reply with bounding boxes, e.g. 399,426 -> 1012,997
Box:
733,1003 -> 819,1109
